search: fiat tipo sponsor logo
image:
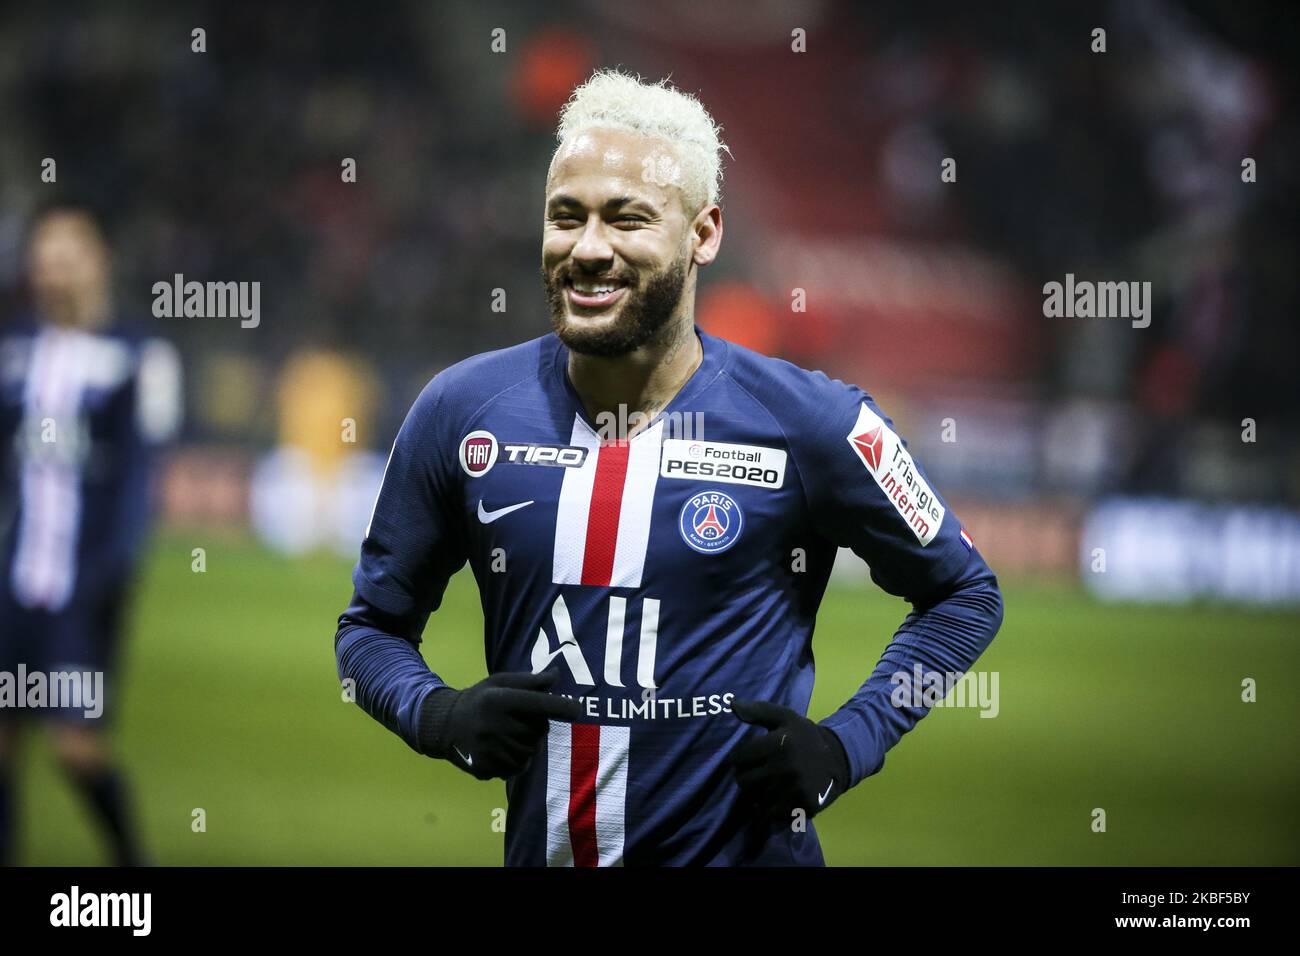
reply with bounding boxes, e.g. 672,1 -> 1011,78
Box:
459,431 -> 588,476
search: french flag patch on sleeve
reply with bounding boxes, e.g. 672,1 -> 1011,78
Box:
959,528 -> 975,551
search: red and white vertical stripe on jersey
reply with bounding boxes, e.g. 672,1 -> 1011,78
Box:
545,721 -> 629,867
552,417 -> 664,588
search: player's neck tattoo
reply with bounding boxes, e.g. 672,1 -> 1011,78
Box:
638,318 -> 699,413
659,318 -> 691,368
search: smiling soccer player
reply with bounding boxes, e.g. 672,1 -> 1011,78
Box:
335,69 -> 1003,866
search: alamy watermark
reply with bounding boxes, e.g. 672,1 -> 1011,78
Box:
0,665 -> 104,718
50,886 -> 151,936
152,273 -> 260,328
890,666 -> 999,718
1042,273 -> 1151,328
595,404 -> 704,443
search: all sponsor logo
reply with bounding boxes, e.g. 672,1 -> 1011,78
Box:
660,439 -> 786,489
846,403 -> 944,546
677,489 -> 744,554
459,430 -> 498,477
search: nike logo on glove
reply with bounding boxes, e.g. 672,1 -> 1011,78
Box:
818,781 -> 834,806
477,500 -> 534,524
453,745 -> 474,767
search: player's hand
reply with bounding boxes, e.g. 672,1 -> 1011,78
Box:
418,671 -> 585,780
728,699 -> 852,823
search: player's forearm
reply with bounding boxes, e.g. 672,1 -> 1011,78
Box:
335,616 -> 449,754
820,563 -> 1004,788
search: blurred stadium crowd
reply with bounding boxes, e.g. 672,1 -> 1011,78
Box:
0,0 -> 1295,594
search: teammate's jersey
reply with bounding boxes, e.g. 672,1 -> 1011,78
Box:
338,327 -> 1001,866
0,318 -> 182,614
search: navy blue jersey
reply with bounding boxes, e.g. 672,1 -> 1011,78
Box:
337,327 -> 1002,865
0,318 -> 182,615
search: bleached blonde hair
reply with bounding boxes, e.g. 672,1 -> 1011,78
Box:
553,68 -> 731,216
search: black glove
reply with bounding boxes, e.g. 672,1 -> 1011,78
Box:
417,671 -> 585,780
728,698 -> 852,822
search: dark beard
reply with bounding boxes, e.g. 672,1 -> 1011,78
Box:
543,253 -> 688,357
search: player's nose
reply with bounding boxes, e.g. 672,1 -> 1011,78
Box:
570,218 -> 615,267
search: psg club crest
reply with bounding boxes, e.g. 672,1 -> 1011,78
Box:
678,490 -> 743,554
459,430 -> 498,477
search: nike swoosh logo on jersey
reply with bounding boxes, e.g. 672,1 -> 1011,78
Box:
818,781 -> 834,805
454,746 -> 473,767
477,499 -> 535,523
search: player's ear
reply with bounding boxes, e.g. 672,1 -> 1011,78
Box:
690,204 -> 722,267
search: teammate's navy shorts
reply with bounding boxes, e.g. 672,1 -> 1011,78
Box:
0,579 -> 128,724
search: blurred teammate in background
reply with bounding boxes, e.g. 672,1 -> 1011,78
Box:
0,203 -> 182,865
